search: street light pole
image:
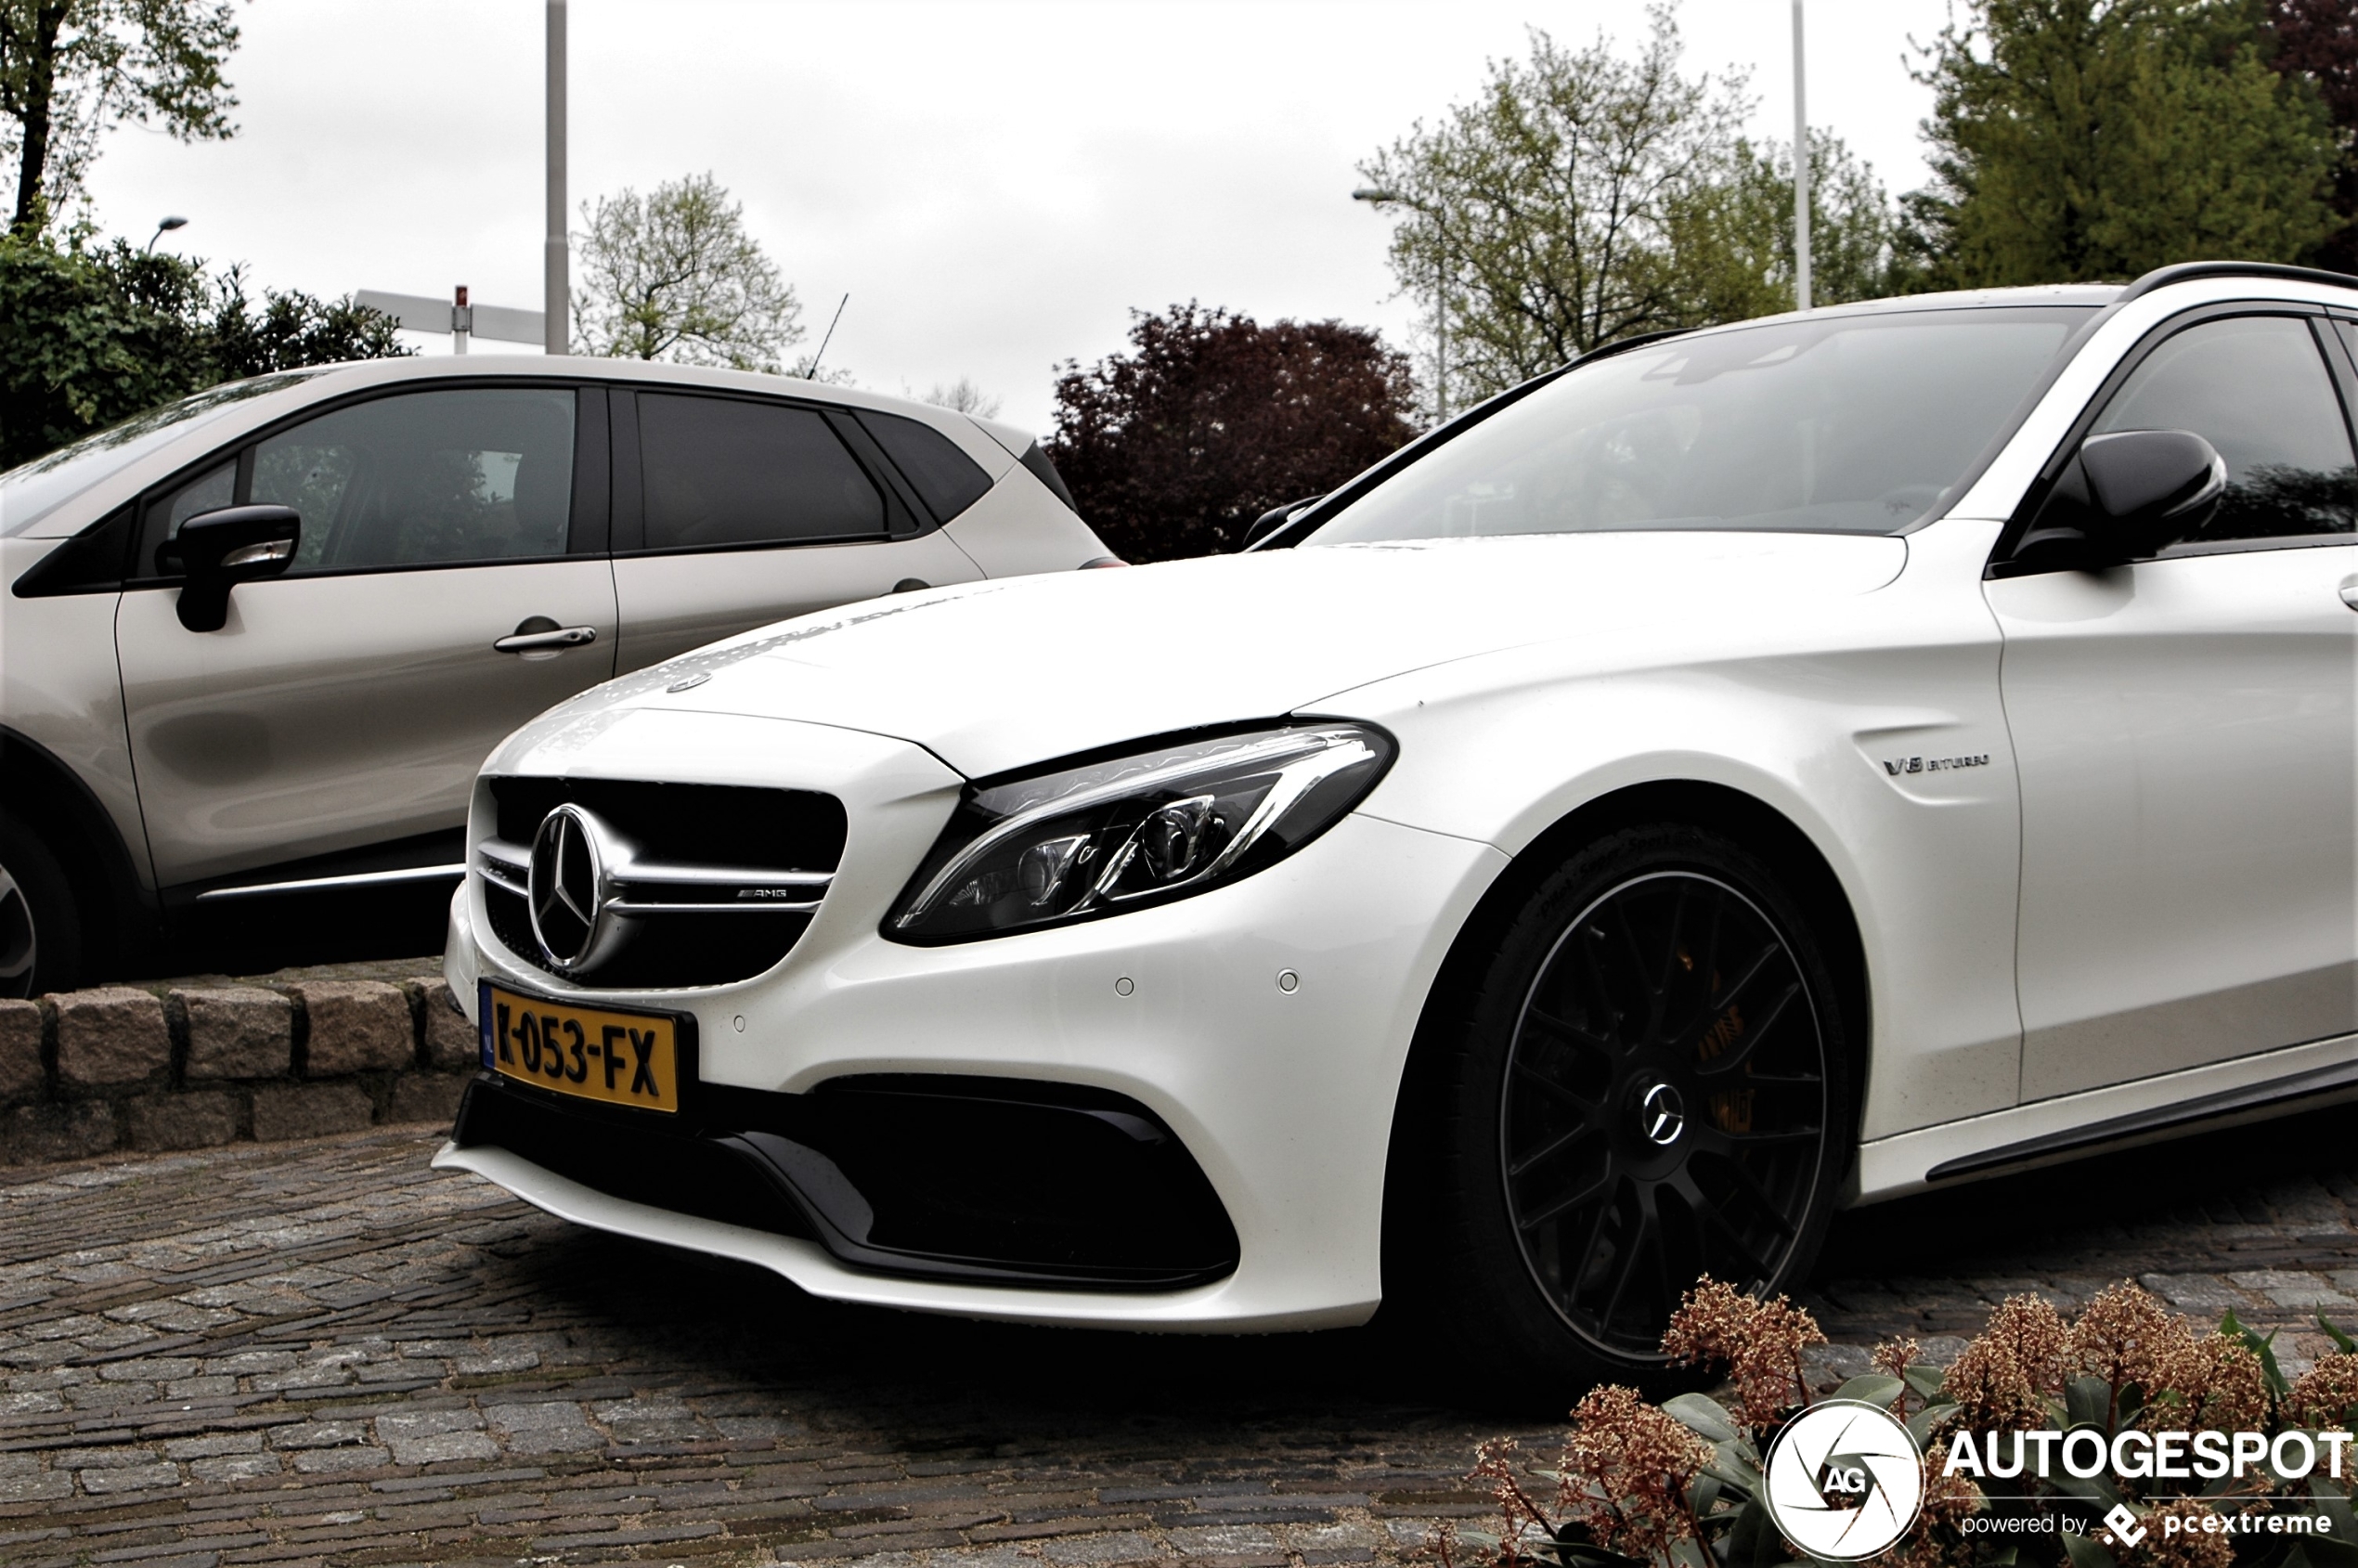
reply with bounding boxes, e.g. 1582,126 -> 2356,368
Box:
544,0 -> 569,356
1354,187 -> 1448,423
144,214 -> 187,253
1792,0 -> 1812,311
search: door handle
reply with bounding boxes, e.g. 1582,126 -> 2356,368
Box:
892,577 -> 930,593
494,623 -> 598,653
2340,578 -> 2358,612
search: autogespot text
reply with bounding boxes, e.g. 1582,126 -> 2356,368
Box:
1945,1428 -> 2357,1483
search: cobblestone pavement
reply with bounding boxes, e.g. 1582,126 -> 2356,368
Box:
6,1101 -> 2358,1568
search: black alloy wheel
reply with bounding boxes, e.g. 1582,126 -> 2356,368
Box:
1398,823 -> 1851,1389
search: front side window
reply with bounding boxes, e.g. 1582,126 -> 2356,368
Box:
248,388 -> 577,573
2090,315 -> 2356,550
1305,306 -> 2091,544
637,394 -> 886,551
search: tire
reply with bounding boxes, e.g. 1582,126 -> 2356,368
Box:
1398,823 -> 1853,1392
0,813 -> 83,999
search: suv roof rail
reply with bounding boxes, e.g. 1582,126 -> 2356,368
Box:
2120,260 -> 2358,302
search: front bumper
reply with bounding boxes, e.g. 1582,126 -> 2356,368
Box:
438,713 -> 1507,1329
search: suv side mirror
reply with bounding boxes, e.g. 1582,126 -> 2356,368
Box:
1241,493 -> 1326,551
160,504 -> 301,632
2009,429 -> 2226,574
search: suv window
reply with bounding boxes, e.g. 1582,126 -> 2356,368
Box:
638,394 -> 886,551
2092,315 -> 2356,550
246,388 -> 577,573
855,409 -> 991,523
137,460 -> 236,573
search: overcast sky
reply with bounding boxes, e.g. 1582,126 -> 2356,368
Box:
79,0 -> 1954,436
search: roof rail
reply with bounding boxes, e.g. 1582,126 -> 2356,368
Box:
2119,260 -> 2358,302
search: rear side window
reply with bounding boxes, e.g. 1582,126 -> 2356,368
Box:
855,410 -> 992,523
2092,315 -> 2356,548
252,388 -> 577,573
638,394 -> 885,551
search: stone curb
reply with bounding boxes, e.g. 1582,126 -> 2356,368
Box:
0,976 -> 475,1165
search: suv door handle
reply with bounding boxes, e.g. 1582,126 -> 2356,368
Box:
494,622 -> 598,654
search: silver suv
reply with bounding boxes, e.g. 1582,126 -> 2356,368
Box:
0,356 -> 1108,995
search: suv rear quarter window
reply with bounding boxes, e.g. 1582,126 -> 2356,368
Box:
637,394 -> 887,551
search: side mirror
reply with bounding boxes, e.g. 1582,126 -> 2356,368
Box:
160,504 -> 301,632
1241,493 -> 1326,551
2009,430 -> 2225,574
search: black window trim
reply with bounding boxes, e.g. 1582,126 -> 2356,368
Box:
609,384 -> 930,560
1987,301 -> 2358,577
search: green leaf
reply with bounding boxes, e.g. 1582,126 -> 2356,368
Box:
2222,1308 -> 2292,1399
2066,1376 -> 2114,1430
2044,1466 -> 2125,1512
2062,1527 -> 2118,1568
2306,1479 -> 2358,1541
1832,1375 -> 1903,1408
2321,1314 -> 2357,1355
1726,1498 -> 1787,1568
1903,1364 -> 1950,1401
2303,1536 -> 2358,1568
1665,1393 -> 1741,1443
1906,1404 -> 1949,1449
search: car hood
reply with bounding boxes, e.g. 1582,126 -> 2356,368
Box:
515,531 -> 1908,780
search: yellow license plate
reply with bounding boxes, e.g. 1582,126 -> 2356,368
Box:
481,983 -> 683,1113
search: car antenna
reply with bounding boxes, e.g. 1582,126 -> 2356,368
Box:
806,292 -> 849,378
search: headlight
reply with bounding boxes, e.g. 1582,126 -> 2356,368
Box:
886,721 -> 1395,943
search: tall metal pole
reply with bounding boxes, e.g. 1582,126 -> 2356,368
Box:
1434,228 -> 1448,423
1792,0 -> 1812,311
544,0 -> 569,355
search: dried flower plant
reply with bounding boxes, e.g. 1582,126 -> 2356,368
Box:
1873,1335 -> 1924,1381
2072,1280 -> 2194,1393
2287,1350 -> 2358,1430
1556,1383 -> 1712,1562
2154,1333 -> 2270,1436
1660,1276 -> 1826,1425
1980,1292 -> 2069,1393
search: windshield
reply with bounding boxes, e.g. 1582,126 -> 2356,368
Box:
1306,306 -> 2092,544
0,371 -> 322,537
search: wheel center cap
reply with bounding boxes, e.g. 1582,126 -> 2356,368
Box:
1637,1082 -> 1687,1147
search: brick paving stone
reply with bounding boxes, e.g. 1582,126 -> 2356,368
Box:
2,1105 -> 2357,1562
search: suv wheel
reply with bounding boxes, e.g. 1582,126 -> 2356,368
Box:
0,815 -> 81,999
1406,823 -> 1852,1387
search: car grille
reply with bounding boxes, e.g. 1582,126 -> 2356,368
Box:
478,776 -> 847,990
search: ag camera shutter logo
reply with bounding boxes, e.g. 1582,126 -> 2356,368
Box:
1762,1399 -> 1925,1560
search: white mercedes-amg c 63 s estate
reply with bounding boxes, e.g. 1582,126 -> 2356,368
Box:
437,263 -> 2358,1384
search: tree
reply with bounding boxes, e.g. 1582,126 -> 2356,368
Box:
2269,0 -> 2358,272
1910,0 -> 2339,288
0,230 -> 405,467
1356,10 -> 1901,411
922,376 -> 1002,419
1045,304 -> 1419,564
0,0 -> 239,236
573,173 -> 803,370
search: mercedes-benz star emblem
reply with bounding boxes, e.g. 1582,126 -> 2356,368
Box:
1639,1082 -> 1686,1146
528,804 -> 612,970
